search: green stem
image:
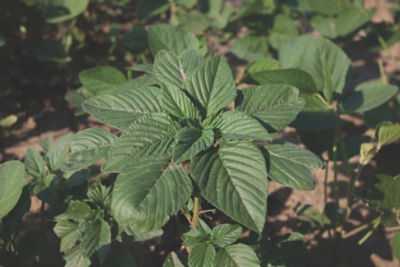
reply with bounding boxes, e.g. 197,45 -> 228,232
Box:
377,34 -> 400,72
341,216 -> 381,239
378,59 -> 388,85
191,197 -> 200,228
358,216 -> 382,245
324,160 -> 329,207
332,134 -> 340,213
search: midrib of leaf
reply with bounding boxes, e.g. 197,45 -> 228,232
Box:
219,247 -> 241,267
269,156 -> 309,187
218,148 -> 259,231
267,150 -> 311,167
178,60 -> 186,82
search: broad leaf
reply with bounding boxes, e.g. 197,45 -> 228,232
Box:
83,86 -> 162,130
215,244 -> 260,267
292,93 -> 336,131
250,68 -> 318,93
172,127 -> 214,162
111,157 -> 192,232
147,25 -> 199,56
307,0 -> 347,16
116,75 -> 154,91
211,224 -> 242,247
268,15 -> 298,50
64,247 -> 91,267
205,110 -> 271,140
185,55 -> 236,117
163,252 -> 185,267
310,15 -> 338,39
279,36 -> 352,99
362,175 -> 400,227
153,50 -> 204,88
189,243 -> 216,267
264,143 -> 324,190
0,161 -> 26,219
191,141 -> 268,233
60,200 -> 92,220
79,66 -> 126,95
46,133 -> 72,172
63,128 -> 116,171
236,85 -> 304,132
338,82 -> 398,113
42,0 -> 89,23
24,149 -> 46,179
336,7 -> 375,37
231,35 -> 268,61
376,122 -> 400,148
242,58 -> 279,83
54,219 -> 80,252
161,84 -> 201,120
103,113 -> 180,172
80,215 -> 111,257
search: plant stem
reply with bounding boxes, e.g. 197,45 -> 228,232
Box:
344,164 -> 362,220
191,197 -> 200,228
332,138 -> 340,213
341,216 -> 381,239
324,160 -> 329,207
377,34 -> 400,72
378,59 -> 388,85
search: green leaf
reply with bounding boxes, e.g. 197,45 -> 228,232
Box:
41,135 -> 53,153
236,85 -> 305,132
87,184 -> 111,210
79,66 -> 126,95
230,35 -> 269,62
46,133 -> 72,171
230,0 -> 264,21
336,8 -> 375,37
182,227 -> 211,247
268,15 -> 298,50
64,246 -> 91,267
177,11 -> 211,33
116,75 -> 154,91
0,32 -> 5,47
128,64 -> 153,74
250,68 -> 318,93
163,252 -> 185,267
291,93 -> 336,131
205,110 -> 271,141
242,58 -> 279,82
185,55 -> 237,117
103,113 -> 180,172
63,128 -> 117,171
215,244 -> 260,267
42,0 -> 89,23
24,149 -> 46,179
172,128 -> 214,162
139,0 -> 169,17
54,219 -> 80,252
191,141 -> 268,234
376,122 -> 400,148
83,86 -> 162,130
111,157 -> 193,232
310,15 -> 338,39
264,143 -> 324,190
147,25 -> 199,56
59,200 -> 92,221
338,82 -> 398,113
393,232 -> 400,261
80,215 -> 111,257
153,50 -> 204,88
307,0 -> 347,16
211,224 -> 242,247
362,175 -> 400,227
279,36 -> 352,97
0,114 -> 18,128
161,84 -> 202,120
0,161 -> 26,219
189,243 -> 216,267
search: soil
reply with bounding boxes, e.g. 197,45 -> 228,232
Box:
1,0 -> 400,266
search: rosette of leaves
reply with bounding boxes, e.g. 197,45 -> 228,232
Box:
79,39 -> 324,242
